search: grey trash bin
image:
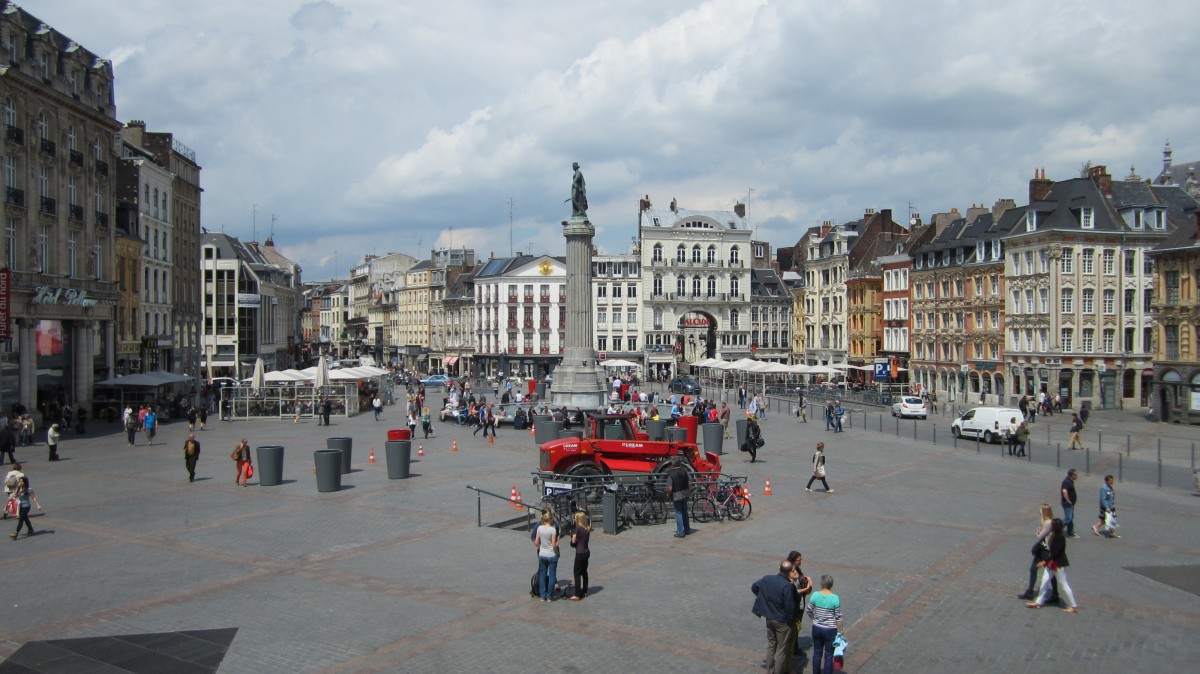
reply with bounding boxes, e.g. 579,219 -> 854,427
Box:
543,420 -> 564,440
735,419 -> 748,453
314,449 -> 342,492
533,416 -> 556,444
702,423 -> 724,455
385,440 -> 411,479
666,427 -> 687,443
327,437 -> 352,474
256,445 -> 284,486
535,382 -> 548,400
602,486 -> 618,535
646,419 -> 669,441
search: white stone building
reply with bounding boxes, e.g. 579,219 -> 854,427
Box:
472,254 -> 566,378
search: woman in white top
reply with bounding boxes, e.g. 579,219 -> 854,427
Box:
533,511 -> 560,602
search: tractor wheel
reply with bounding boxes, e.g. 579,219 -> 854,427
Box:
567,462 -> 606,502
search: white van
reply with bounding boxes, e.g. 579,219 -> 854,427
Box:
951,406 -> 1025,443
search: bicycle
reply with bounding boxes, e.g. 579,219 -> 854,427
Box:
691,480 -> 751,523
617,479 -> 669,527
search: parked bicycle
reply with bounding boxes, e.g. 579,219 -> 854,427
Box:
691,479 -> 751,523
617,479 -> 669,527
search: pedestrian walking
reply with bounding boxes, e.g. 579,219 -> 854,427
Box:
796,393 -> 807,423
666,454 -> 694,538
1014,421 -> 1030,457
807,575 -> 846,674
198,405 -> 208,431
568,511 -> 591,600
533,510 -> 560,602
183,434 -> 201,483
46,423 -> 61,461
806,442 -> 832,493
187,406 -> 198,433
0,423 -> 16,465
421,407 -> 433,438
1018,504 -> 1059,602
832,401 -> 844,432
19,415 -> 34,447
824,401 -> 835,431
1006,416 -> 1021,456
738,386 -> 747,409
720,402 -> 732,438
321,397 -> 332,426
8,476 -> 42,539
124,413 -> 138,446
372,395 -> 383,421
751,560 -> 799,674
143,407 -> 158,446
231,438 -> 252,487
743,413 -> 762,463
1060,469 -> 1078,538
1092,475 -> 1118,538
1026,518 -> 1079,613
2,463 -> 23,521
1067,413 -> 1085,450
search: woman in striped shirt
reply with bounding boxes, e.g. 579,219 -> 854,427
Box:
806,575 -> 844,674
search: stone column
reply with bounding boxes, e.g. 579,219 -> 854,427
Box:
550,216 -> 606,410
74,321 -> 90,407
105,320 -> 116,382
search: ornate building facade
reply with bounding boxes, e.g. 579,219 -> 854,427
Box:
1149,212 -> 1200,423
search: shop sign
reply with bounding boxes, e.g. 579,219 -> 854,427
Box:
237,293 -> 261,307
32,285 -> 97,307
0,269 -> 9,339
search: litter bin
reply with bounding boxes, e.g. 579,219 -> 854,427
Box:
735,419 -> 748,452
314,449 -> 342,492
676,415 -> 699,444
543,420 -> 564,440
533,416 -> 556,444
702,423 -> 724,455
527,378 -> 537,397
602,486 -> 618,535
666,427 -> 687,443
535,382 -> 548,400
387,428 -> 411,441
646,419 -> 669,441
385,440 -> 411,479
327,437 -> 352,474
256,445 -> 285,486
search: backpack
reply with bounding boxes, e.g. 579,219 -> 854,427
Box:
231,447 -> 241,461
125,416 -> 136,432
4,473 -> 17,490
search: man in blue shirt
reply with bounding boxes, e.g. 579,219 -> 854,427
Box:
143,407 -> 158,446
752,560 -> 799,674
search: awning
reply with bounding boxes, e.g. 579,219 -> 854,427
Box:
443,356 -> 459,366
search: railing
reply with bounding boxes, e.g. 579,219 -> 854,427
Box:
69,149 -> 84,166
4,187 -> 23,207
524,295 -> 534,303
508,295 -> 517,303
5,124 -> 23,145
540,295 -> 550,303
40,137 -> 56,157
69,204 -> 84,220
40,196 -> 56,215
95,159 -> 108,176
95,211 -> 109,227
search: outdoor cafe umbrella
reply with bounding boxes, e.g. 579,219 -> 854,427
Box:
314,355 -> 330,390
251,357 -> 266,392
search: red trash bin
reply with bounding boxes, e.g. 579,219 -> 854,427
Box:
527,378 -> 536,396
387,429 -> 411,441
676,415 -> 699,445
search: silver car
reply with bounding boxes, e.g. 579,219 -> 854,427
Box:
891,396 -> 929,419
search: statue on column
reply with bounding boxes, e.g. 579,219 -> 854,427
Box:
566,162 -> 588,219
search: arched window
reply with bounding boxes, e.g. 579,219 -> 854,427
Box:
162,271 -> 168,300
730,309 -> 739,330
652,243 -> 663,263
653,307 -> 663,330
707,275 -> 717,297
692,275 -> 701,296
144,269 -> 150,299
730,276 -> 740,298
691,245 -> 701,263
653,274 -> 663,296
707,245 -> 717,264
676,276 -> 685,295
730,246 -> 740,265
36,112 -> 48,140
2,98 -> 14,127
676,245 -> 686,263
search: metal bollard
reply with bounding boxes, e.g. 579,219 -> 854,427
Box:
1056,442 -> 1061,469
933,425 -> 937,445
1157,439 -> 1162,489
976,433 -> 980,453
1192,442 -> 1195,471
1098,431 -> 1102,453
879,415 -> 883,433
914,419 -> 918,442
1118,454 -> 1123,483
1027,440 -> 1032,463
896,417 -> 899,436
1085,447 -> 1090,475
1127,435 -> 1131,457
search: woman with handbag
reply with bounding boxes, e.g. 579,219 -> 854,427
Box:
1018,504 -> 1057,600
1026,518 -> 1078,613
743,413 -> 763,463
9,476 -> 42,539
232,438 -> 252,487
806,442 -> 833,493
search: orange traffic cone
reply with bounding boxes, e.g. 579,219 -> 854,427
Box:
530,423 -> 535,436
452,439 -> 459,452
511,485 -> 518,502
418,444 -> 425,457
763,478 -> 773,496
369,448 -> 376,463
489,434 -> 494,445
515,492 -> 524,510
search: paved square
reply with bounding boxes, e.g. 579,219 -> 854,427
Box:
2,398 -> 1198,672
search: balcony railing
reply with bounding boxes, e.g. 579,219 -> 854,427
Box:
39,196 -> 56,215
558,295 -> 566,303
95,159 -> 108,176
95,211 -> 109,227
523,294 -> 533,303
40,137 -> 56,157
524,347 -> 533,354
539,295 -> 550,303
4,124 -> 23,145
69,204 -> 84,221
539,322 -> 550,329
69,149 -> 84,166
507,295 -> 517,303
540,347 -> 550,354
4,187 -> 24,207
523,321 -> 533,329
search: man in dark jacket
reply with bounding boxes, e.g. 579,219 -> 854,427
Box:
752,560 -> 799,674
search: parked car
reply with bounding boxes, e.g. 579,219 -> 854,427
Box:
668,376 -> 701,395
951,406 -> 1026,443
420,374 -> 453,387
891,396 -> 929,419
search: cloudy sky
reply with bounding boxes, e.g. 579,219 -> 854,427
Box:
27,0 -> 1200,279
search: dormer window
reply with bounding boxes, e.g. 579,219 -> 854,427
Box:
976,242 -> 985,260
915,256 -> 924,270
955,248 -> 964,264
1080,207 -> 1094,229
1025,212 -> 1037,232
991,240 -> 1002,261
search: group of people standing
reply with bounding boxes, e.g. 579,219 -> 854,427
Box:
3,463 -> 42,540
752,553 -> 845,674
532,508 -> 592,602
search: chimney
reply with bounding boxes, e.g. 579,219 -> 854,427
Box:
820,220 -> 832,237
1163,141 -> 1172,173
1029,168 -> 1053,203
639,195 -> 651,212
1088,165 -> 1112,196
880,208 -> 893,231
864,207 -> 876,217
670,198 -> 677,213
992,198 -> 1016,219
965,203 -> 988,222
734,202 -> 746,218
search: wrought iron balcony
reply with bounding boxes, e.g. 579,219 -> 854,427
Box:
95,159 -> 108,176
4,187 -> 24,207
4,124 -> 23,145
95,211 -> 109,227
69,204 -> 84,221
39,137 -> 56,157
69,149 -> 84,166
39,196 -> 56,215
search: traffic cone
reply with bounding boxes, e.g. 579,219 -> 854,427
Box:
489,434 -> 494,445
511,485 -> 518,502
515,492 -> 524,510
418,444 -> 425,457
369,448 -> 376,463
530,423 -> 535,436
452,439 -> 459,452
763,477 -> 773,496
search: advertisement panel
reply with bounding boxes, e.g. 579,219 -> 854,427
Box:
0,268 -> 9,340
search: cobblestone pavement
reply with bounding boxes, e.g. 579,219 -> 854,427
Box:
1,398 -> 1197,673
